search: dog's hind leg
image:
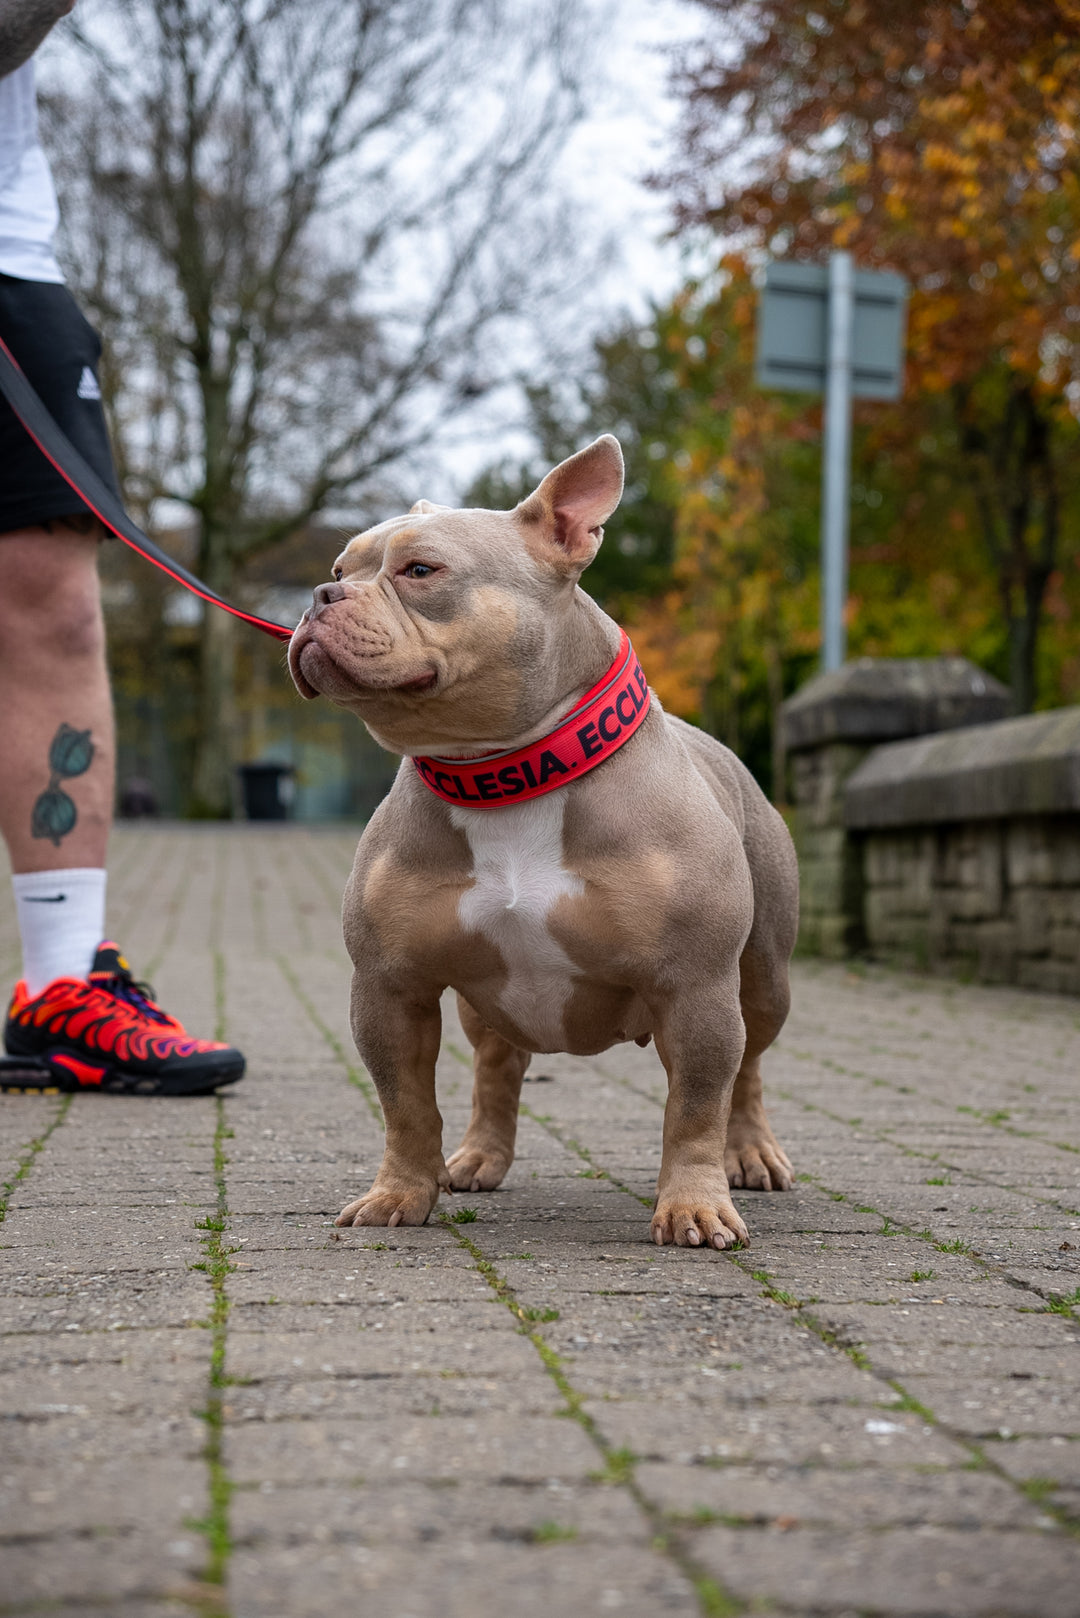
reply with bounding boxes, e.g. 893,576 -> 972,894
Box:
446,994 -> 530,1192
718,786 -> 798,1192
726,941 -> 794,1191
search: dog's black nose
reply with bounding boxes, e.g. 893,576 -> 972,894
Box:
311,580 -> 346,615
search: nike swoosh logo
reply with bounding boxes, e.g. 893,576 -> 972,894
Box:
24,894 -> 67,903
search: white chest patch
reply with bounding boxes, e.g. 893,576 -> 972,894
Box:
450,796 -> 584,1051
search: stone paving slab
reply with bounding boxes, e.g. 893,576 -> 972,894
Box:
692,1524 -> 1079,1618
225,1327 -> 540,1381
229,1540 -> 695,1618
634,1459 -> 1043,1529
0,1539 -> 206,1607
229,1476 -> 647,1549
586,1397 -> 971,1470
9,1607 -> 193,1618
2,824 -> 1080,1617
0,1456 -> 207,1539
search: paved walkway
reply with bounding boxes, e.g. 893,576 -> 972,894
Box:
2,824 -> 1080,1618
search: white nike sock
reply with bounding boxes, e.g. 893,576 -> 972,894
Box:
11,868 -> 107,996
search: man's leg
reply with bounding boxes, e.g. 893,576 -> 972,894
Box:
0,515 -> 244,1092
0,518 -> 113,869
0,272 -> 244,1093
0,518 -> 113,993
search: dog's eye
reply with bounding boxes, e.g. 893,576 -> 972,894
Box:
332,566 -> 343,581
401,563 -> 436,579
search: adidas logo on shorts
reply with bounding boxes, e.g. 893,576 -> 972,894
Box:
76,365 -> 101,400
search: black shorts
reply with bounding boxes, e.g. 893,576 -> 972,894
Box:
0,272 -> 121,534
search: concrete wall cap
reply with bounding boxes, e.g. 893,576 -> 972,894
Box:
781,657 -> 1010,751
844,706 -> 1080,827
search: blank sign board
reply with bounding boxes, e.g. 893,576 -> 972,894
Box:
756,260 -> 908,399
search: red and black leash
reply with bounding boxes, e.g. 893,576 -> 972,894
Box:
0,336 -> 293,644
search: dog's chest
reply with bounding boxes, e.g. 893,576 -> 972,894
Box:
450,798 -> 584,1048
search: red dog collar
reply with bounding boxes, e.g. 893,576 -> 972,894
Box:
414,630 -> 651,808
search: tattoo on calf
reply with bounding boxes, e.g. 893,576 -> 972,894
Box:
31,724 -> 95,846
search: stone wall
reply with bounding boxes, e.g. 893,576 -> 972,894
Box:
781,657 -> 1080,993
843,705 -> 1080,994
858,818 -> 1080,993
781,658 -> 1010,959
787,742 -> 868,956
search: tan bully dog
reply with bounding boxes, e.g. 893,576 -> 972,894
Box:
288,435 -> 798,1249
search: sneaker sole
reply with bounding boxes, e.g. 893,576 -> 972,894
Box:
0,1050 -> 245,1096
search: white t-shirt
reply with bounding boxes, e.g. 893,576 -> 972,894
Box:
0,60 -> 63,282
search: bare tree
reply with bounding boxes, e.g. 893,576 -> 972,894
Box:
41,0 -> 595,812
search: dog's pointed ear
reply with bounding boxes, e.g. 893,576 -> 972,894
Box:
409,498 -> 449,515
515,435 -> 624,577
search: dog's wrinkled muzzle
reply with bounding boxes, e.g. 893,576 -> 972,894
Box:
288,598 -> 436,702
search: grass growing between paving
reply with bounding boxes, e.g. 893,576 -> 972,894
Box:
189,1091 -> 237,1606
776,1065 -> 1080,1218
275,953 -> 382,1124
786,1041 -> 1080,1161
326,1022 -> 744,1613
268,952 -> 1079,1595
440,1214 -> 744,1618
729,1243 -> 1080,1540
522,1067 -> 1080,1544
186,945 -> 238,1611
519,1104 -> 653,1210
0,1094 -> 71,1223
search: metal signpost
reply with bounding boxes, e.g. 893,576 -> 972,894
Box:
755,253 -> 908,670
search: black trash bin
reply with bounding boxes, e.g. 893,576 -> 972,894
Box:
239,762 -> 295,821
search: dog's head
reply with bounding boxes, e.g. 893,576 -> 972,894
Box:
288,435 -> 624,754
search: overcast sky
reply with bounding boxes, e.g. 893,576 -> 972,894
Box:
555,0 -> 704,316
422,0 -> 708,495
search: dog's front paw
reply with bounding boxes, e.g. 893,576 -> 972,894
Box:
446,1140 -> 511,1193
725,1115 -> 794,1192
336,1178 -> 442,1229
651,1179 -> 749,1250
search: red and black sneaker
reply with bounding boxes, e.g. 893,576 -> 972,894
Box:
2,942 -> 245,1096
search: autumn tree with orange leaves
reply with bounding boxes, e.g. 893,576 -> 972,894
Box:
663,0 -> 1080,712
